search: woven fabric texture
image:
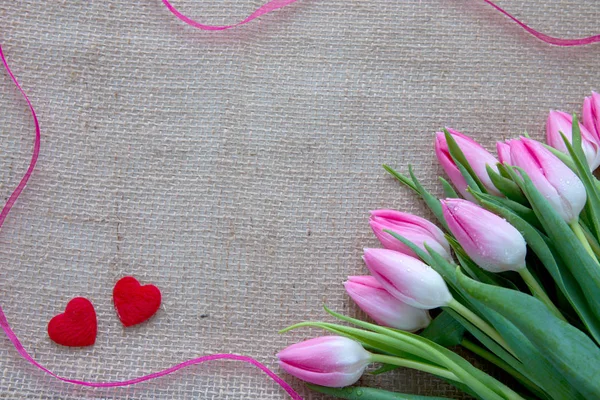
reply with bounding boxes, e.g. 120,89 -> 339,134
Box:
0,1 -> 598,398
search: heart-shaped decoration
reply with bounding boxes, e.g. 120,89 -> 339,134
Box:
113,276 -> 161,327
47,297 -> 97,347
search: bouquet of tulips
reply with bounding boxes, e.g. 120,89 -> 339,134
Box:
278,93 -> 600,400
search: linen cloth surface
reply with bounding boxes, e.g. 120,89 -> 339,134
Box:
0,1 -> 598,398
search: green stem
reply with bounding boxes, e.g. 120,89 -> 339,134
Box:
372,353 -> 525,400
581,223 -> 600,259
447,299 -> 516,358
461,339 -> 541,397
519,267 -> 567,322
369,353 -> 460,382
570,220 -> 597,261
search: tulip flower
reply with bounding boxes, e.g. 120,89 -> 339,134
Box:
546,110 -> 600,170
443,197 -> 567,320
435,128 -> 502,199
278,335 -> 468,390
277,336 -> 371,387
583,92 -> 600,141
441,198 -> 526,273
344,275 -> 431,331
495,141 -> 512,165
369,210 -> 452,261
362,248 -> 515,351
363,248 -> 452,309
498,137 -> 586,223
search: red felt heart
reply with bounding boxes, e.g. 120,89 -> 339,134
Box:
113,276 -> 161,327
47,297 -> 97,347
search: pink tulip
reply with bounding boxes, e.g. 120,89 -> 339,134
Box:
435,128 -> 502,200
546,110 -> 600,170
363,248 -> 452,309
496,142 -> 512,165
441,199 -> 526,273
277,336 -> 371,387
498,137 -> 586,223
369,210 -> 452,261
582,92 -> 600,141
344,275 -> 431,331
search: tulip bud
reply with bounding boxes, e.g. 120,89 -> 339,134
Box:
546,110 -> 600,170
369,210 -> 452,261
441,198 -> 526,273
435,128 -> 502,199
277,336 -> 371,387
344,275 -> 431,331
363,248 -> 452,309
582,92 -> 600,141
498,137 -> 586,223
496,142 -> 512,165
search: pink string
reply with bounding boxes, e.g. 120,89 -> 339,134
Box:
481,0 -> 600,47
161,0 -> 300,31
161,0 -> 600,46
0,44 -> 302,399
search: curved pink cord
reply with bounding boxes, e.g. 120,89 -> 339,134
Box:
0,44 -> 302,399
481,0 -> 600,46
161,0 -> 600,46
0,47 -> 40,228
161,0 -> 300,31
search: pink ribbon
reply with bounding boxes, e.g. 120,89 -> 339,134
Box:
480,0 -> 600,47
0,44 -> 302,399
161,0 -> 600,46
161,0 -> 300,31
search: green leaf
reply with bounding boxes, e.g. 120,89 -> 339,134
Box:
453,158 -> 483,196
421,311 -> 466,348
473,303 -> 582,399
382,165 -> 447,230
580,221 -> 600,260
541,143 -> 577,171
560,122 -> 600,240
496,163 -> 513,180
446,310 -> 549,400
307,385 -> 450,400
422,241 -> 560,398
370,363 -> 400,375
301,320 -> 479,398
382,229 -> 555,397
505,166 -> 600,322
408,166 -> 447,229
457,270 -> 600,399
469,190 -> 541,230
474,178 -> 600,344
383,164 -> 418,193
440,177 -> 459,198
322,308 -> 518,400
418,220 -> 582,398
486,165 -> 528,205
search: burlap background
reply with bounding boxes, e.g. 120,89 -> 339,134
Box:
0,1 -> 598,398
